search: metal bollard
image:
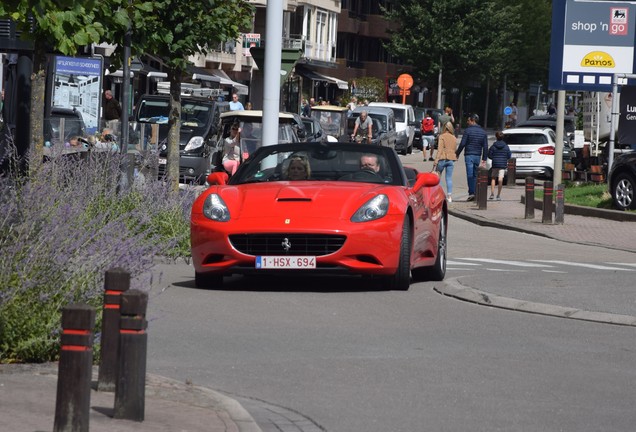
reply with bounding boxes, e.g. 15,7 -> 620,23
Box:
98,268 -> 130,391
54,304 -> 96,432
524,177 -> 535,219
114,289 -> 148,422
477,167 -> 489,209
506,158 -> 516,187
542,181 -> 554,224
555,184 -> 565,224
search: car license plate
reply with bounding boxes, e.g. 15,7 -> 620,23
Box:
158,158 -> 167,165
512,152 -> 531,158
256,256 -> 316,269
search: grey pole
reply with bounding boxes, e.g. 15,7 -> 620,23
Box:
554,90 -> 565,186
261,0 -> 284,149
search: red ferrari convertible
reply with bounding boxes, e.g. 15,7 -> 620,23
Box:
191,142 -> 447,290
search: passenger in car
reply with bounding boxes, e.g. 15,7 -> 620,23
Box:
284,155 -> 311,180
222,123 -> 241,176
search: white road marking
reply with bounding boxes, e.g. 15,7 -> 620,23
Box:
531,260 -> 635,271
457,258 -> 554,268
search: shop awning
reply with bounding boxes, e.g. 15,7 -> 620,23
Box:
296,67 -> 349,90
208,69 -> 249,95
312,72 -> 349,90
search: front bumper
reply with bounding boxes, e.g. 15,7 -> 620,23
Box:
191,214 -> 404,277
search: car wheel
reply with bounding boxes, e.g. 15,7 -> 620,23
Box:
195,272 -> 223,289
384,216 -> 411,290
412,215 -> 447,282
613,172 -> 636,210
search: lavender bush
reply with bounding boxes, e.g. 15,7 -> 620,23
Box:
0,148 -> 195,363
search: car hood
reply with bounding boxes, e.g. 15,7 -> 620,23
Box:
203,182 -> 398,220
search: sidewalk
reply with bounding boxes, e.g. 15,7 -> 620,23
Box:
443,183 -> 636,327
448,185 -> 636,254
0,363 -> 262,432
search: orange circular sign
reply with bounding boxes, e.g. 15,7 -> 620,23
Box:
397,74 -> 413,90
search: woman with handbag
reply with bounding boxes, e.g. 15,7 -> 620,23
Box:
432,122 -> 458,203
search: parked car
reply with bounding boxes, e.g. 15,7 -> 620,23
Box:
517,114 -> 576,163
287,112 -> 308,141
487,127 -> 558,179
46,107 -> 87,145
342,106 -> 397,149
608,151 -> 636,210
309,105 -> 350,141
136,94 -> 229,184
191,142 -> 448,290
414,107 -> 444,150
517,114 -> 576,138
369,102 -> 416,154
301,116 -> 334,142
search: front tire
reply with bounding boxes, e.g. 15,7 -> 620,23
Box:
412,215 -> 447,282
613,172 -> 636,210
384,216 -> 412,291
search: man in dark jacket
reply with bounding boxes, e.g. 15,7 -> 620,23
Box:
102,90 -> 122,129
456,114 -> 488,201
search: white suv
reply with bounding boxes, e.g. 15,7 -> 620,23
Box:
487,127 -> 556,179
368,102 -> 416,155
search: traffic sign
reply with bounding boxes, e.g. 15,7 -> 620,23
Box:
397,74 -> 413,89
504,106 -> 513,115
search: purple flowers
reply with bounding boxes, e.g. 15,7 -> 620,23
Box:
0,150 -> 195,362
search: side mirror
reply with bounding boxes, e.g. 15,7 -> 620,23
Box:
412,172 -> 440,192
206,171 -> 229,185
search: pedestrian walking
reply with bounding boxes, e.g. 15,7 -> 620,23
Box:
433,122 -> 458,203
455,113 -> 488,201
102,90 -> 122,130
487,131 -> 512,201
421,110 -> 436,161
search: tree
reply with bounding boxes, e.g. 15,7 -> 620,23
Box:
0,0 -> 127,168
384,0 -> 549,122
106,0 -> 253,190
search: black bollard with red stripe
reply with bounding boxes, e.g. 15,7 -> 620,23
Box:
542,181 -> 554,224
114,289 -> 148,421
555,184 -> 565,224
477,167 -> 488,210
54,304 -> 96,432
98,268 -> 130,391
525,177 -> 535,219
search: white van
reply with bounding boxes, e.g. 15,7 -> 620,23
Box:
368,102 -> 416,155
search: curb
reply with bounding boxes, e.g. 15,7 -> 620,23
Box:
435,278 -> 636,327
521,196 -> 636,222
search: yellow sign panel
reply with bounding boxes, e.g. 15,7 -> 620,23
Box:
580,51 -> 615,68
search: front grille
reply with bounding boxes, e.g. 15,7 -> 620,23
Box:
230,234 -> 346,256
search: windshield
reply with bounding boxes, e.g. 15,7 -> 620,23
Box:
220,119 -> 299,159
311,110 -> 345,136
137,99 -> 213,128
229,143 -> 405,186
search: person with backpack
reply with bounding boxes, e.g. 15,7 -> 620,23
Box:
421,110 -> 435,161
487,131 -> 512,201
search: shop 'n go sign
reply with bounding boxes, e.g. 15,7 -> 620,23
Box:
549,0 -> 636,92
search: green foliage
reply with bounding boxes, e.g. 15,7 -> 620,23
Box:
350,77 -> 385,102
384,0 -> 549,89
0,152 -> 194,363
535,182 -> 613,209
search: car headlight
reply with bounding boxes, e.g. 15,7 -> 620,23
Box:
351,194 -> 389,222
185,136 -> 204,151
203,194 -> 230,221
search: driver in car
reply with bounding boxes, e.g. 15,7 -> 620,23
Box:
360,154 -> 381,173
